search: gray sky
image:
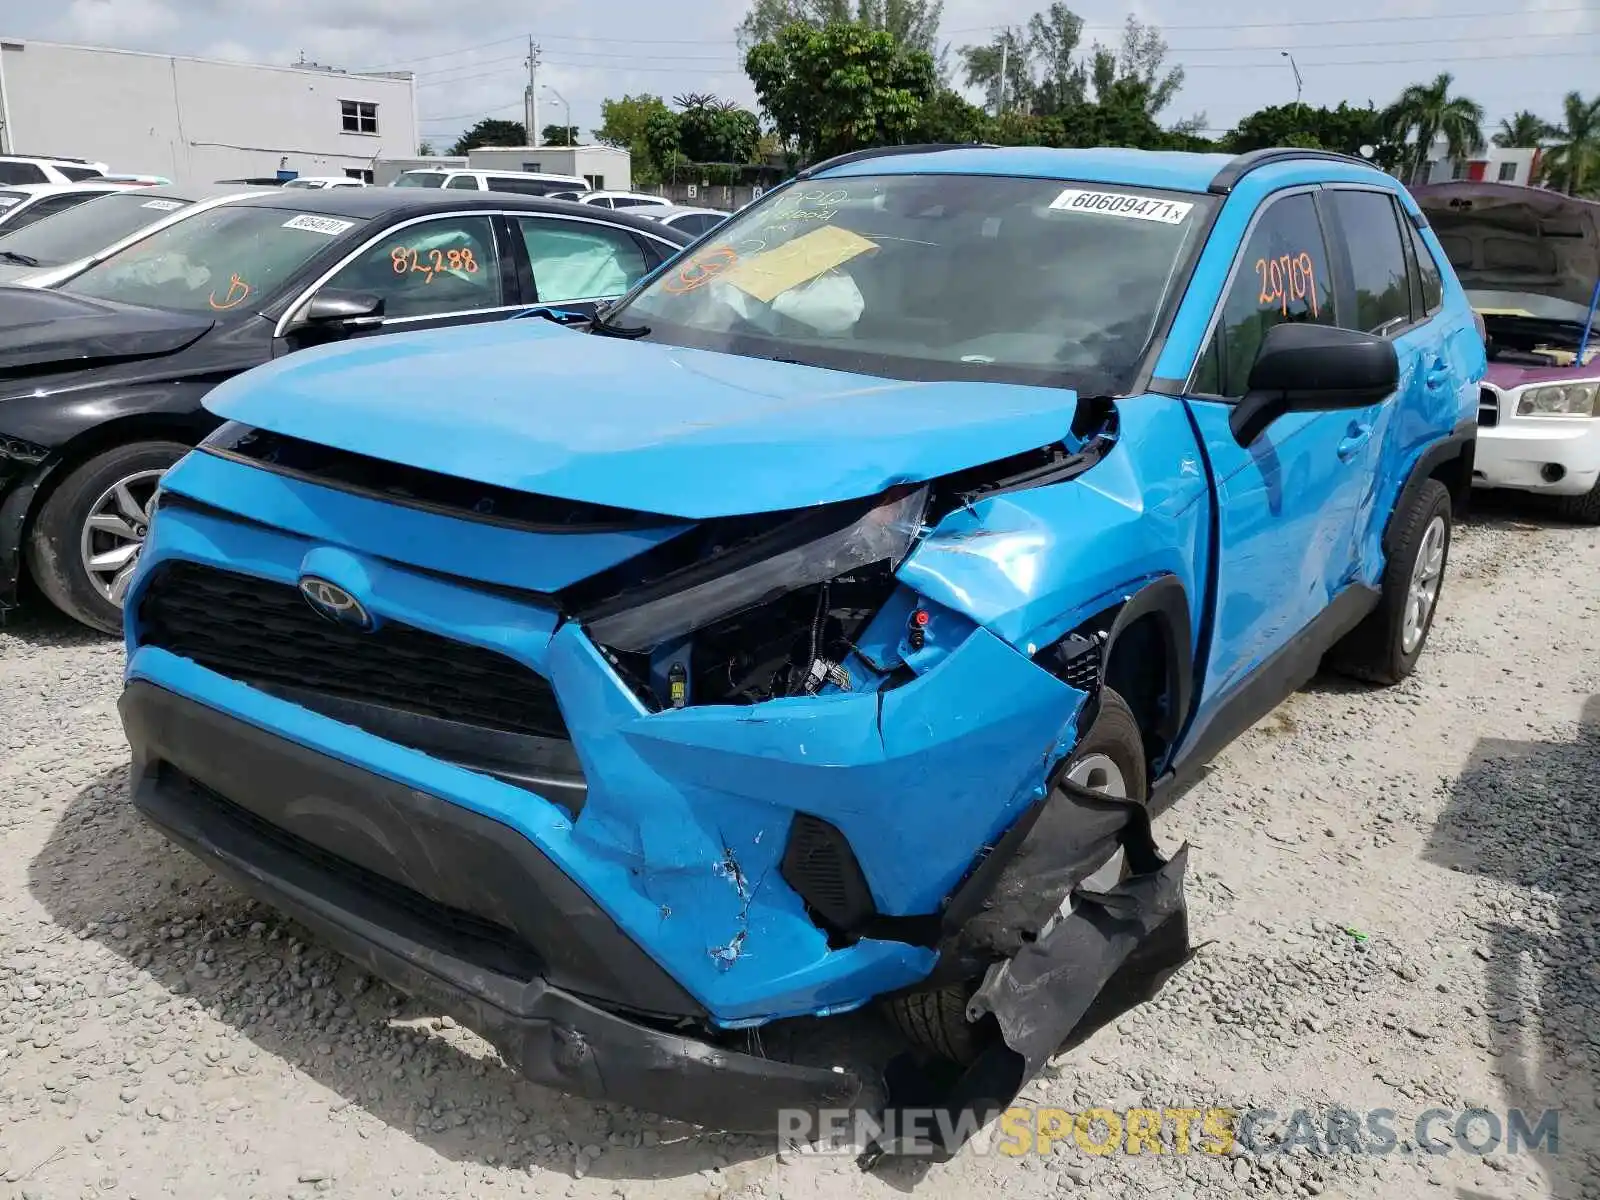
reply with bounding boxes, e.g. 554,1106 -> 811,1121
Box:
22,0 -> 1600,149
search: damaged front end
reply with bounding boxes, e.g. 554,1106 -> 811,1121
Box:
121,389 -> 1194,1158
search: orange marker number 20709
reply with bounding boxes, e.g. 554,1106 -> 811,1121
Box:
1255,252 -> 1319,319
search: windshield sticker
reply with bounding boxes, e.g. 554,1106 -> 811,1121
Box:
283,214 -> 354,236
141,199 -> 184,211
1256,253 -> 1320,318
0,197 -> 18,208
663,244 -> 740,294
207,273 -> 252,311
390,245 -> 481,283
1048,189 -> 1193,225
719,225 -> 876,304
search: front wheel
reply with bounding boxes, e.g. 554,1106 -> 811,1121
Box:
1553,477 -> 1600,525
1329,477 -> 1452,685
881,689 -> 1148,1064
26,441 -> 188,634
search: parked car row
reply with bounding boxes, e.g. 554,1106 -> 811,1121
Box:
4,143 -> 1598,1158
0,185 -> 695,630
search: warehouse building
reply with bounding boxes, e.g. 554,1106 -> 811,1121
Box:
0,38 -> 418,185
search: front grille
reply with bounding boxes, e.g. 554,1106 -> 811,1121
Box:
1479,386 -> 1500,428
139,561 -> 569,740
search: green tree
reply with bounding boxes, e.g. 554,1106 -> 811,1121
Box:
1382,72 -> 1485,181
595,94 -> 673,185
1494,110 -> 1553,149
913,88 -> 993,143
745,22 -> 937,162
960,27 -> 1035,115
675,96 -> 762,164
1542,91 -> 1600,195
1027,3 -> 1088,116
447,118 -> 526,156
541,124 -> 579,147
644,109 -> 684,178
417,142 -> 436,156
1225,101 -> 1391,158
737,0 -> 944,55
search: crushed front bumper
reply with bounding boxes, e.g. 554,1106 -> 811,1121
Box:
121,679 -> 860,1128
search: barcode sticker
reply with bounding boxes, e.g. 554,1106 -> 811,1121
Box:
1048,189 -> 1193,225
142,199 -> 184,211
0,197 -> 19,208
283,214 -> 354,236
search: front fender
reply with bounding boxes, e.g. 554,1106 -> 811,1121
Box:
897,394 -> 1211,660
0,376 -> 220,450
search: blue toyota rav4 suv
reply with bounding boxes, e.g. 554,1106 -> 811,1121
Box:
117,146 -> 1482,1152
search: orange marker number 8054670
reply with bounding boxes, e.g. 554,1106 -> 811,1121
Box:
1255,252 -> 1319,319
391,245 -> 479,283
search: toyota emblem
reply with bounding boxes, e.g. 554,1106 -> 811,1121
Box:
298,576 -> 371,629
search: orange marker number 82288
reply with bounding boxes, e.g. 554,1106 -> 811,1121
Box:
391,245 -> 479,283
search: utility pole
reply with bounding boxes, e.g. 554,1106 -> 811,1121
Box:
996,34 -> 1008,117
525,37 -> 541,147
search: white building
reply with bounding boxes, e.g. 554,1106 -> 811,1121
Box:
1414,138 -> 1542,188
0,38 -> 418,186
467,146 -> 632,191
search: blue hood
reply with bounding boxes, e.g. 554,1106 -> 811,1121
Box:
204,319 -> 1083,519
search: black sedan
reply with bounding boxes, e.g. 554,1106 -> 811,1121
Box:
0,189 -> 693,632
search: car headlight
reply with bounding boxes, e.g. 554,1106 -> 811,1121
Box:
586,485 -> 930,653
1516,381 -> 1600,417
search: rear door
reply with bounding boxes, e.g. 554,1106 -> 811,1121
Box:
509,214 -> 653,316
1320,186 -> 1445,589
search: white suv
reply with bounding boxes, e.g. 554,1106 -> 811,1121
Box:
0,156 -> 110,185
390,168 -> 589,197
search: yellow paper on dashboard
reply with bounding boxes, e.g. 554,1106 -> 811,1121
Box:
719,225 -> 876,304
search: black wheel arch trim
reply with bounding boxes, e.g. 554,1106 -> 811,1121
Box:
1385,421 -> 1475,555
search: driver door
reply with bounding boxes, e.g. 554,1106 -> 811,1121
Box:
1182,188 -> 1375,733
277,213 -> 520,352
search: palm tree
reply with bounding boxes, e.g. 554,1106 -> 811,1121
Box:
1542,91 -> 1600,196
1493,110 -> 1552,149
1383,72 -> 1486,183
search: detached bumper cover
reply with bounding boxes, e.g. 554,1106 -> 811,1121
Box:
120,680 -> 860,1128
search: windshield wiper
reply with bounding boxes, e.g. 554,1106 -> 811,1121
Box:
589,301 -> 651,340
0,250 -> 40,267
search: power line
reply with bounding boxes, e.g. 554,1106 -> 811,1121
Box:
946,4 -> 1597,35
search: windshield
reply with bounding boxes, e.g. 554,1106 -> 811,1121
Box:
0,190 -> 193,266
612,173 -> 1212,392
62,205 -> 367,315
394,171 -> 445,188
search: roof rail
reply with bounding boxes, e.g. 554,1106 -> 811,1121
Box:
796,142 -> 996,179
1208,147 -> 1376,194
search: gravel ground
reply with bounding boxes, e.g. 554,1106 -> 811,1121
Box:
1,496 -> 1597,1200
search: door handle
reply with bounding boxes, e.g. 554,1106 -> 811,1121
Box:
1424,359 -> 1450,389
1337,422 -> 1373,461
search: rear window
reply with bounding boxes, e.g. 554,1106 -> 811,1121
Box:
0,190 -> 194,267
62,205 -> 366,315
0,162 -> 47,185
486,176 -> 571,196
57,165 -> 104,182
394,171 -> 446,188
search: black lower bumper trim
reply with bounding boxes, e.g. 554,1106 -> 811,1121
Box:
120,680 -> 860,1128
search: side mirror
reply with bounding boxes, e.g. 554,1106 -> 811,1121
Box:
1230,322 -> 1399,446
299,288 -> 385,329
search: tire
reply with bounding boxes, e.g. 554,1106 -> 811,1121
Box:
1554,479 -> 1600,525
26,440 -> 188,635
882,689 -> 1148,1064
1330,477 -> 1452,686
